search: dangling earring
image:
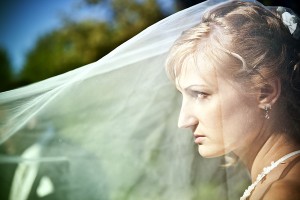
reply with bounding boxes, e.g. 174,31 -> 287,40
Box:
264,104 -> 272,119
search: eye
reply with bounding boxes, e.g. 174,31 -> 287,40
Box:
190,91 -> 209,100
197,92 -> 208,99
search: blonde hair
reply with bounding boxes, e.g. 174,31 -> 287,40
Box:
166,0 -> 300,142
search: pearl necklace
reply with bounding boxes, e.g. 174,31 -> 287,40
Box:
240,150 -> 300,200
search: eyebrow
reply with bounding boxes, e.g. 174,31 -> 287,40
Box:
183,84 -> 206,91
176,84 -> 205,93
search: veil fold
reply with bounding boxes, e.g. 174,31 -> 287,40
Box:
0,1 -> 249,199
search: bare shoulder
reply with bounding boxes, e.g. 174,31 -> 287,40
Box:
262,159 -> 300,200
262,180 -> 300,200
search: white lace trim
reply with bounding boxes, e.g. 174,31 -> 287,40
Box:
240,150 -> 300,200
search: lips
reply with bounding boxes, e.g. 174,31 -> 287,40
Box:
194,134 -> 206,144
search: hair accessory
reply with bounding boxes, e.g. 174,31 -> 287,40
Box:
294,63 -> 298,71
281,11 -> 297,34
277,7 -> 300,39
264,104 -> 271,119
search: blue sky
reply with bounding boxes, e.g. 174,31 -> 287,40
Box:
0,0 -> 75,72
0,0 -> 174,73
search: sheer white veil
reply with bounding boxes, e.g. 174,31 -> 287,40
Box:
0,1 -> 250,199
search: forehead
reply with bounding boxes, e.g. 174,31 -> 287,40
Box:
176,53 -> 219,90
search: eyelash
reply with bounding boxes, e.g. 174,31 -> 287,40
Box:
191,91 -> 209,100
177,90 -> 209,101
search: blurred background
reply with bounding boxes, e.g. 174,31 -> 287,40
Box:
0,0 -> 299,93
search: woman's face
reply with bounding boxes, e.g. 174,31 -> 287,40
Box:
176,55 -> 263,158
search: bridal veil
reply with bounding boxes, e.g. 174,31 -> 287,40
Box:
0,1 -> 251,199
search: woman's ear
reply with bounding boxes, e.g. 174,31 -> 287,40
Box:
258,78 -> 281,109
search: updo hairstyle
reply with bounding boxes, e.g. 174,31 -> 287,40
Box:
166,0 -> 300,143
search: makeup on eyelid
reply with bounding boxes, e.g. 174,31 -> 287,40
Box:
185,87 -> 211,100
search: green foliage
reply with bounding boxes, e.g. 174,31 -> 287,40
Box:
0,47 -> 12,92
20,0 -> 165,84
20,21 -> 112,82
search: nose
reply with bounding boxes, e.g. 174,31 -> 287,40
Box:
177,101 -> 198,129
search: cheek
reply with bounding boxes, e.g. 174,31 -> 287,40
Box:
195,97 -> 224,132
219,91 -> 261,147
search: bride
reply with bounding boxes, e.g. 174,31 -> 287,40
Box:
0,0 -> 299,200
165,0 -> 300,199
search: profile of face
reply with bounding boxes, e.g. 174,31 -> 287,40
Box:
176,54 -> 264,158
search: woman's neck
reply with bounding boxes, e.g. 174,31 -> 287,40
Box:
239,133 -> 298,182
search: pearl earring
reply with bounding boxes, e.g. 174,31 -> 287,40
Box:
264,104 -> 272,119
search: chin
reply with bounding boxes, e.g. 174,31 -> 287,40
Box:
197,145 -> 225,158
